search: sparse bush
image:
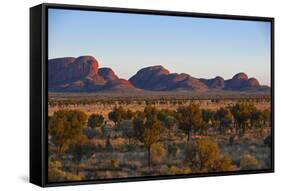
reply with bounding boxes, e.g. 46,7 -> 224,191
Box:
185,139 -> 233,172
108,106 -> 135,127
151,143 -> 166,165
119,120 -> 135,144
48,158 -> 81,182
108,106 -> 125,127
240,154 -> 259,170
214,154 -> 233,171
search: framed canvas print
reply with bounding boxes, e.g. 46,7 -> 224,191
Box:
30,3 -> 274,187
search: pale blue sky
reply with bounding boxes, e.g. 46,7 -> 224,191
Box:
48,8 -> 271,85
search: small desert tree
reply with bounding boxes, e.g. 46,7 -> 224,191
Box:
133,108 -> 161,168
231,103 -> 251,135
120,120 -> 135,145
67,135 -> 89,175
163,115 -> 177,135
48,110 -> 87,158
157,109 -> 176,136
248,106 -> 262,130
143,117 -> 161,167
215,107 -> 232,134
133,113 -> 145,142
261,109 -> 270,127
175,103 -> 202,143
201,109 -> 215,135
87,113 -> 104,129
108,106 -> 124,127
108,106 -> 134,128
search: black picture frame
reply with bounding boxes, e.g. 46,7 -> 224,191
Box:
30,3 -> 275,187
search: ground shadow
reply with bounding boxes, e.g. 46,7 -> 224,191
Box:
19,175 -> 29,183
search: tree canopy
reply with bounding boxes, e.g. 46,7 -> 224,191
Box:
176,103 -> 202,142
88,113 -> 104,129
48,110 -> 87,155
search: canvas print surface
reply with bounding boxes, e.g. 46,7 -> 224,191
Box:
47,8 -> 272,183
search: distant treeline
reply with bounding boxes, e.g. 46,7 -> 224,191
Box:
48,96 -> 271,107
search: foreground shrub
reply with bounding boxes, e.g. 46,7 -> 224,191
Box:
48,110 -> 87,156
240,154 -> 259,170
151,143 -> 166,165
48,158 -> 81,182
185,139 -> 233,172
214,154 -> 233,171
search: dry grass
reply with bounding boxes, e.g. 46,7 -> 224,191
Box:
48,99 -> 270,117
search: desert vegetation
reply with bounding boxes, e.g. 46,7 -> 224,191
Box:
48,96 -> 272,182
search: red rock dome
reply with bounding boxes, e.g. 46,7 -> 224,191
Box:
232,72 -> 248,80
244,77 -> 260,87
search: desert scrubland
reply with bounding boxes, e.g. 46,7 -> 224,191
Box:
47,92 -> 272,182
